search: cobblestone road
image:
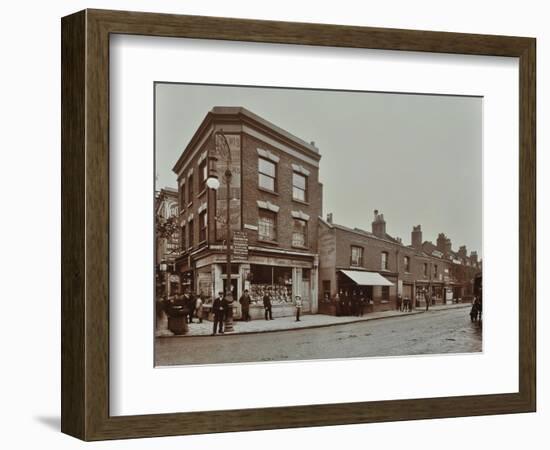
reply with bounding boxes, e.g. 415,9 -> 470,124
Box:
155,307 -> 482,366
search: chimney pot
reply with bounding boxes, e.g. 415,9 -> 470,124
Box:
372,210 -> 386,237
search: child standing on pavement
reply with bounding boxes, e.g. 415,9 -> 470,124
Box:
294,295 -> 303,322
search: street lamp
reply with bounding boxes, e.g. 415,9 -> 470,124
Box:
206,177 -> 220,190
159,261 -> 170,300
206,130 -> 235,332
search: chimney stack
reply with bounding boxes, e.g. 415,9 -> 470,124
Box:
372,210 -> 386,238
458,245 -> 467,258
326,212 -> 333,224
470,251 -> 478,263
436,233 -> 446,251
411,225 -> 422,248
436,233 -> 452,254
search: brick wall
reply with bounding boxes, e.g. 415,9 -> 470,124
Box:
333,227 -> 412,273
240,133 -> 322,252
318,220 -> 337,297
175,133 -> 215,251
331,226 -> 456,285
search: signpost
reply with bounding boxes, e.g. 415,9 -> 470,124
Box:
233,231 -> 248,259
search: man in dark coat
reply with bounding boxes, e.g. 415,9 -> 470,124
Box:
470,297 -> 480,322
344,292 -> 351,316
403,296 -> 411,312
263,290 -> 273,320
186,292 -> 196,323
351,291 -> 358,316
337,292 -> 345,316
239,289 -> 251,321
424,290 -> 431,311
212,291 -> 227,335
358,293 -> 366,317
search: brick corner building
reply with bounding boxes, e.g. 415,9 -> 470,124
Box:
172,107 -> 322,319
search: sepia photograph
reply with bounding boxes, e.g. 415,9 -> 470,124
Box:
154,83 -> 483,367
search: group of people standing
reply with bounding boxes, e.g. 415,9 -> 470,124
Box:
334,291 -> 369,317
161,288 -> 306,337
396,294 -> 413,312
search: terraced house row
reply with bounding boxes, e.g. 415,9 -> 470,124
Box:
318,213 -> 481,315
164,106 -> 481,319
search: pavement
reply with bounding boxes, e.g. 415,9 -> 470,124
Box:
156,302 -> 472,337
155,306 -> 481,366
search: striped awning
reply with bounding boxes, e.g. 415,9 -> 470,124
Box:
339,270 -> 394,286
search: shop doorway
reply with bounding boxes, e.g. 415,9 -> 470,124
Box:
402,284 -> 413,299
223,277 -> 239,300
453,286 -> 462,301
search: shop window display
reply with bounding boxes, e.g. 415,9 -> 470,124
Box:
249,264 -> 293,305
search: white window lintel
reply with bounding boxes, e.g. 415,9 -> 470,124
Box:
291,210 -> 310,221
257,148 -> 280,163
257,200 -> 280,213
291,163 -> 310,176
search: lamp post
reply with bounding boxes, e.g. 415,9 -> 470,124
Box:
159,261 -> 169,299
206,130 -> 235,332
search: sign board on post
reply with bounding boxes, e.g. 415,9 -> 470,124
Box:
232,231 -> 248,259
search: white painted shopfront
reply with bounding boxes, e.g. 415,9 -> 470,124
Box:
194,253 -> 318,319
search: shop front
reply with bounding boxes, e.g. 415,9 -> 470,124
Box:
431,283 -> 445,305
155,263 -> 181,300
414,282 -> 447,306
451,284 -> 464,302
180,270 -> 193,294
244,263 -> 313,319
333,269 -> 394,314
444,286 -> 454,304
189,252 -> 318,320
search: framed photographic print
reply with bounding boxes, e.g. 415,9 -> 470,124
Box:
61,9 -> 536,441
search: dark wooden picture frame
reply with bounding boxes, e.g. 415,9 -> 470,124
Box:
61,9 -> 536,441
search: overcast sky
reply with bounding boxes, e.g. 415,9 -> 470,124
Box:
155,83 -> 482,256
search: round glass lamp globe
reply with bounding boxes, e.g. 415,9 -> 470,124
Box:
206,177 -> 220,190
